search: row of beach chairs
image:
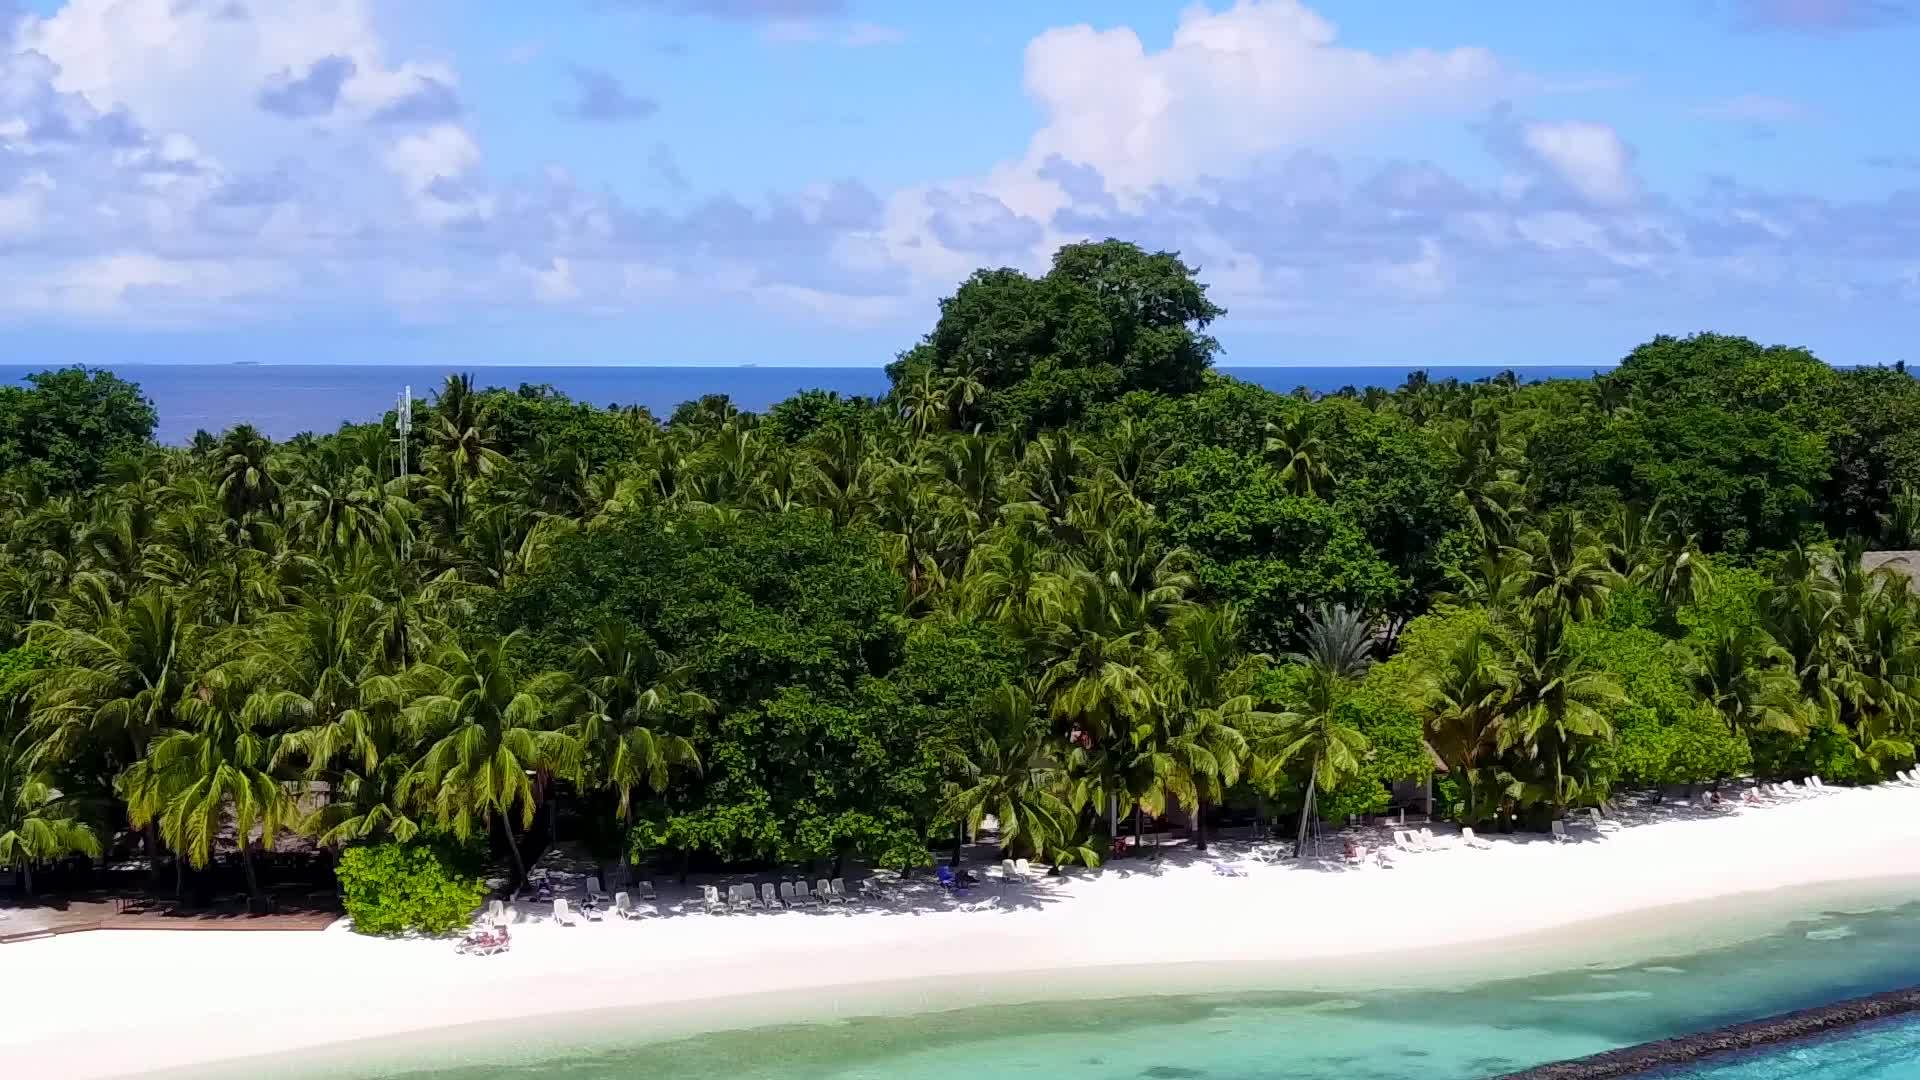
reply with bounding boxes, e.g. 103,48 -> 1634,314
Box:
702,878 -> 871,914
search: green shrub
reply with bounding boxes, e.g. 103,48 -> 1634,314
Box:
336,839 -> 489,936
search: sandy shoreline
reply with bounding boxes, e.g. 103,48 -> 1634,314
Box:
7,785 -> 1920,1079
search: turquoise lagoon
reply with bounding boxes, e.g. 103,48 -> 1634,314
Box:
180,879 -> 1920,1080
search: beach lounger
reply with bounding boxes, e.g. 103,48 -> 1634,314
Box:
1461,827 -> 1491,849
1014,858 -> 1031,877
1809,775 -> 1829,792
586,876 -> 609,902
613,891 -> 634,919
1581,808 -> 1603,827
553,898 -> 578,926
729,884 -> 754,913
798,880 -> 821,907
826,878 -> 850,904
703,885 -> 726,915
1550,820 -> 1568,841
957,896 -> 1000,913
487,899 -> 507,926
1419,827 -> 1440,851
814,878 -> 833,905
637,880 -> 657,902
1001,858 -> 1018,881
776,881 -> 796,908
858,878 -> 884,902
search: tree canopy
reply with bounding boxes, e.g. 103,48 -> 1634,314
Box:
3,243 -> 1919,913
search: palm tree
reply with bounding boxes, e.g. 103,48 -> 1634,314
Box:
1263,413 -> 1334,498
1520,511 -> 1617,625
938,681 -> 1091,867
1258,605 -> 1375,857
1687,625 -> 1801,741
1160,605 -> 1265,849
31,590 -> 196,798
0,716 -> 101,896
431,379 -> 506,488
561,622 -> 706,821
404,633 -> 574,883
1640,529 -> 1714,611
1416,627 -> 1511,823
1881,483 -> 1920,548
1498,613 -> 1624,816
122,669 -> 295,904
215,424 -> 282,524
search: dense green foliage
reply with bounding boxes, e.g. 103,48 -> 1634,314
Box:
336,838 -> 490,935
4,238 -> 1920,909
0,367 -> 156,493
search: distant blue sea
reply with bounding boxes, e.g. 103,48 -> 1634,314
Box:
0,364 -> 1611,444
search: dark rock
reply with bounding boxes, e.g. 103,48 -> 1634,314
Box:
1492,985 -> 1920,1078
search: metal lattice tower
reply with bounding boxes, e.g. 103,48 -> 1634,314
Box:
395,385 -> 412,560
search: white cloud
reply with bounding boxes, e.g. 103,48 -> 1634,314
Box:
1520,119 -> 1638,205
1020,0 -> 1502,192
3,253 -> 295,319
761,18 -> 906,47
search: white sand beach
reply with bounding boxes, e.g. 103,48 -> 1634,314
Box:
7,784 -> 1920,1079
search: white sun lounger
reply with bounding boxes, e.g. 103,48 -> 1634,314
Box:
795,880 -> 819,907
1418,827 -> 1441,850
614,891 -> 650,920
1581,808 -> 1603,827
553,898 -> 578,926
1014,859 -> 1031,877
776,881 -> 796,908
1809,776 -> 1829,792
586,876 -> 609,902
826,878 -> 850,904
858,878 -> 885,902
1550,820 -> 1568,841
1391,830 -> 1414,853
1461,827 -> 1491,849
728,884 -> 754,913
487,899 -> 507,926
814,878 -> 834,905
1001,858 -> 1018,881
637,880 -> 657,902
702,885 -> 725,915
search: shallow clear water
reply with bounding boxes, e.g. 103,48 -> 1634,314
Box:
218,885 -> 1920,1080
1646,1016 -> 1920,1078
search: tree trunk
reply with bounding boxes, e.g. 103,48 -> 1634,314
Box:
240,844 -> 262,910
21,862 -> 32,897
1294,759 -> 1320,859
1193,798 -> 1208,852
145,824 -> 163,889
1108,793 -> 1119,839
1133,806 -> 1144,857
949,822 -> 965,867
499,815 -> 527,885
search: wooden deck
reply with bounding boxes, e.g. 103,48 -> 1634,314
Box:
0,896 -> 340,944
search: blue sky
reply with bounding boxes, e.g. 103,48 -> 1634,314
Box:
1,0 -> 1917,367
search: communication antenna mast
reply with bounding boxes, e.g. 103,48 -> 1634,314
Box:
395,385 -> 412,561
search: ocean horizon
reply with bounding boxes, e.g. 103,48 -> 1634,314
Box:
0,363 -> 1614,444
